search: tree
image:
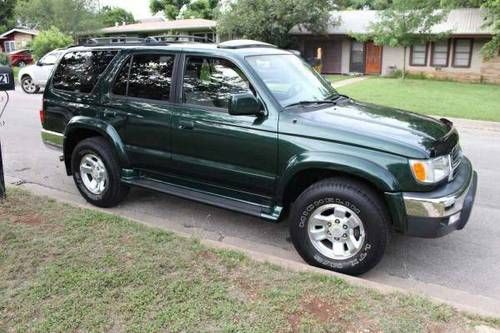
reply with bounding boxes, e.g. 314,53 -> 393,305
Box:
360,0 -> 448,78
150,0 -> 190,19
181,0 -> 219,19
481,0 -> 500,59
15,0 -> 102,35
218,0 -> 335,48
0,0 -> 17,32
31,26 -> 73,59
99,6 -> 135,27
150,0 -> 219,20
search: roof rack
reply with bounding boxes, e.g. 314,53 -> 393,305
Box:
146,35 -> 213,44
217,39 -> 277,49
79,35 -> 213,46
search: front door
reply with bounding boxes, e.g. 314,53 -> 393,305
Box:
365,42 -> 382,74
170,55 -> 278,198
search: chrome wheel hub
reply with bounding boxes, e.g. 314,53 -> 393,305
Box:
307,204 -> 366,260
79,154 -> 108,195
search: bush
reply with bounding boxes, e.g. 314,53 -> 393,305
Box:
0,52 -> 9,66
31,27 -> 73,59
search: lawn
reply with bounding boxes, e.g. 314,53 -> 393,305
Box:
335,78 -> 500,122
1,189 -> 499,332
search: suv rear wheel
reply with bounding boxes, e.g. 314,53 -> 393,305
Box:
21,76 -> 39,94
71,137 -> 129,208
289,178 -> 389,275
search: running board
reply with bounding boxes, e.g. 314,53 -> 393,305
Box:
123,177 -> 282,221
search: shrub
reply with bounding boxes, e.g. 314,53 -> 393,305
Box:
31,27 -> 73,59
0,52 -> 9,66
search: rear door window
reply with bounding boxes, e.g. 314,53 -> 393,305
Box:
112,54 -> 174,101
52,50 -> 117,93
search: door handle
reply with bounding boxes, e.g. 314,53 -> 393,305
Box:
103,111 -> 117,119
178,120 -> 194,130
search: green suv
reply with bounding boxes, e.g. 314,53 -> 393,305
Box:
40,38 -> 477,275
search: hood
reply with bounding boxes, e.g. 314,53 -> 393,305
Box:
283,99 -> 458,159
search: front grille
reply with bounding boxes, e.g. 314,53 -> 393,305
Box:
450,144 -> 463,181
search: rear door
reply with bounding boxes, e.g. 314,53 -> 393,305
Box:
102,52 -> 177,173
169,55 -> 278,198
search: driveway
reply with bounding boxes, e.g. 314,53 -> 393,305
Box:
2,88 -> 500,316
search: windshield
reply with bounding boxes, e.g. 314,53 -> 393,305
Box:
246,54 -> 338,108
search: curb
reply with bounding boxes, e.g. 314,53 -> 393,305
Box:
4,177 -> 500,320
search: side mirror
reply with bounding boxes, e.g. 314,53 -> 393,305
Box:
228,93 -> 263,116
0,66 -> 15,91
36,60 -> 43,66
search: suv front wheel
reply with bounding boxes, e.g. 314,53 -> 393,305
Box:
71,137 -> 129,208
289,178 -> 389,275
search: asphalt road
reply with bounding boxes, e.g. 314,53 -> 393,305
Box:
2,87 -> 500,315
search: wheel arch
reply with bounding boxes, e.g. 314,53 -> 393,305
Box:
63,116 -> 129,175
277,152 -> 400,221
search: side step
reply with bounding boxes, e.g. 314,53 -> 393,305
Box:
123,177 -> 281,221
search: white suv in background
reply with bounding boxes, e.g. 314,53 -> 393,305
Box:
18,50 -> 63,94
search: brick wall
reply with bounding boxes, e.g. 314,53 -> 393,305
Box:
480,55 -> 500,84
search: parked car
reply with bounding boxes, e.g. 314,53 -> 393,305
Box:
8,49 -> 33,67
40,39 -> 478,275
18,49 -> 62,94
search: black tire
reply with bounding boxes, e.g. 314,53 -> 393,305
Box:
20,76 -> 39,94
289,178 -> 389,275
71,137 -> 129,208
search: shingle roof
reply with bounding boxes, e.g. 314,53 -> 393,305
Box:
290,8 -> 492,36
100,18 -> 217,34
0,28 -> 38,38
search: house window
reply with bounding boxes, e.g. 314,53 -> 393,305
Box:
453,39 -> 473,68
431,40 -> 450,67
410,44 -> 428,66
3,41 -> 16,53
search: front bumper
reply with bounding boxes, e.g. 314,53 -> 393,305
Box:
402,157 -> 477,238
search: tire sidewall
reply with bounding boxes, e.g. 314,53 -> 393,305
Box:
291,186 -> 387,275
21,77 -> 34,94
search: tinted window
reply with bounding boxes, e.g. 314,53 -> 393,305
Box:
112,57 -> 131,96
183,57 -> 251,109
52,50 -> 117,93
127,54 -> 174,101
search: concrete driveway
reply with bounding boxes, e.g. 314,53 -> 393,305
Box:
1,88 -> 500,316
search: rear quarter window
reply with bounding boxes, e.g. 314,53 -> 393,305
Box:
52,50 -> 117,94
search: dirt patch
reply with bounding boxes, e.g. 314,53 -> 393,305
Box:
12,213 -> 43,226
287,313 -> 302,333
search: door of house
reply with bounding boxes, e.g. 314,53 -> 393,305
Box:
304,40 -> 342,74
365,42 -> 382,74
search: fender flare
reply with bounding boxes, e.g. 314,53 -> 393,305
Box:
63,116 -> 129,172
276,151 -> 400,204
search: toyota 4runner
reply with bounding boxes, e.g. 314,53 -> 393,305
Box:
40,38 -> 478,275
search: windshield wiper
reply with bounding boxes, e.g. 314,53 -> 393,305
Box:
284,100 -> 337,108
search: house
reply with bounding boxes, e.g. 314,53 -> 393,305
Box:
0,28 -> 38,53
84,18 -> 218,43
290,9 -> 500,84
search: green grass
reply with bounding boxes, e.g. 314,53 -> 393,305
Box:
1,189 -> 499,333
12,66 -> 20,80
336,77 -> 500,122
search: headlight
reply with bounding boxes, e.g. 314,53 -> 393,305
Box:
409,155 -> 451,184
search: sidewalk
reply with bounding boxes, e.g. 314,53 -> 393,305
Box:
331,76 -> 368,88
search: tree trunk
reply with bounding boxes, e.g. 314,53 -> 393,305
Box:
402,46 -> 407,80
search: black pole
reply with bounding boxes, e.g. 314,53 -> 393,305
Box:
0,91 -> 9,200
